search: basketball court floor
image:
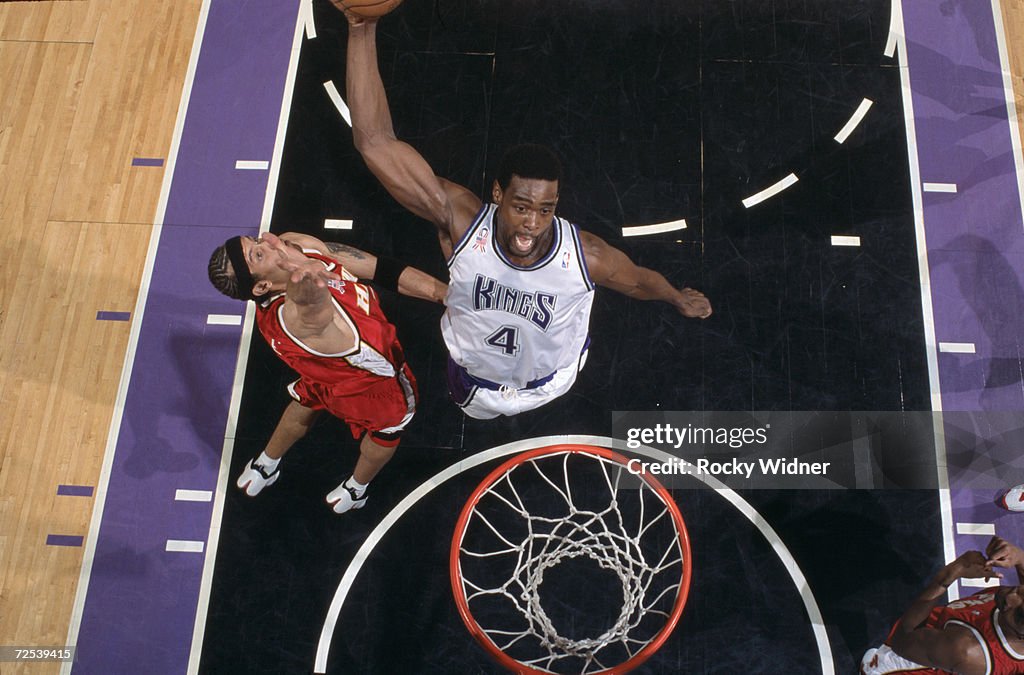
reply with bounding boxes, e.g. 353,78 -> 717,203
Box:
3,0 -> 1024,673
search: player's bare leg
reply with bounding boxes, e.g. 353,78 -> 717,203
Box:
237,400 -> 320,496
326,433 -> 398,513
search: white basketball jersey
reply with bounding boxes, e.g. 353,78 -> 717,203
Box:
442,203 -> 595,389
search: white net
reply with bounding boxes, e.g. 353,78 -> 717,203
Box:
452,447 -> 689,674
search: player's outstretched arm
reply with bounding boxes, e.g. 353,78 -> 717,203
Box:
580,231 -> 712,319
280,233 -> 447,304
280,259 -> 339,342
344,18 -> 480,240
889,550 -> 998,674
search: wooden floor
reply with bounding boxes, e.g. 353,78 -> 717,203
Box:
0,0 -> 201,670
0,0 -> 1022,672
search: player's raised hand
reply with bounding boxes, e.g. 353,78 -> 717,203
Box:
986,536 -> 1024,568
950,550 -> 1001,582
676,287 -> 712,319
282,256 -> 339,289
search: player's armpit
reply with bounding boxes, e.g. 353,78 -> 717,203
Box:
577,231 -> 631,290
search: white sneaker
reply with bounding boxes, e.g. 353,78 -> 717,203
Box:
998,485 -> 1024,512
236,458 -> 280,497
326,478 -> 368,513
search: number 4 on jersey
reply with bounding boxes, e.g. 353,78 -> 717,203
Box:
485,325 -> 520,356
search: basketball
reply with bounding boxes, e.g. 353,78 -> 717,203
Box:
330,0 -> 403,19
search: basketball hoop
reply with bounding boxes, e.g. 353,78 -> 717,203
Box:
449,444 -> 692,674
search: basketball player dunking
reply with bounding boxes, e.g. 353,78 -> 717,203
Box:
338,7 -> 713,419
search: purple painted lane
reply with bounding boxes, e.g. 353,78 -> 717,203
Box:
95,311 -> 131,321
58,485 -> 94,497
73,1 -> 301,672
902,0 -> 1024,556
131,157 -> 165,167
47,535 -> 84,547
164,1 -> 300,228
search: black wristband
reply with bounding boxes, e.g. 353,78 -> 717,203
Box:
373,255 -> 407,293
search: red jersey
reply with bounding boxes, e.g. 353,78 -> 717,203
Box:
872,589 -> 1024,675
254,251 -> 417,438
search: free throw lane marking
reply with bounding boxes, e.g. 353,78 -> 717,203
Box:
955,522 -> 995,536
166,540 -> 205,553
938,342 -> 976,354
175,490 -> 214,502
207,314 -> 243,326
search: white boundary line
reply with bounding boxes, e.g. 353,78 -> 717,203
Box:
891,0 -> 958,583
61,1 -> 216,670
742,173 -> 799,208
301,0 -> 316,40
884,1 -> 900,59
314,435 -> 835,675
323,80 -> 352,127
992,0 -> 1024,233
621,219 -> 687,237
186,4 -> 309,673
834,98 -> 874,144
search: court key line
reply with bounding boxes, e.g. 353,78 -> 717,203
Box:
315,435 -> 836,675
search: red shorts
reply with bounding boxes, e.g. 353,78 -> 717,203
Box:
288,364 -> 417,446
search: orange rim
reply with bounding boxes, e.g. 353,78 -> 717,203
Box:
449,443 -> 692,675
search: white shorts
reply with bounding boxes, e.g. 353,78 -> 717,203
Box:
452,351 -> 587,420
860,645 -> 929,674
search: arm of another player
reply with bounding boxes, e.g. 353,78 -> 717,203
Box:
343,16 -> 481,243
279,233 -> 446,304
580,231 -> 712,319
888,550 -> 998,675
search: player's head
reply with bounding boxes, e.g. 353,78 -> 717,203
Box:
495,144 -> 563,192
491,144 -> 563,264
996,586 -> 1024,639
207,233 -> 296,300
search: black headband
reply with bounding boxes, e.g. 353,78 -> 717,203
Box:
224,236 -> 256,300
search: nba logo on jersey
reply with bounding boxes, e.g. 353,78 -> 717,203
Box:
327,278 -> 346,293
562,251 -> 571,269
473,227 -> 489,252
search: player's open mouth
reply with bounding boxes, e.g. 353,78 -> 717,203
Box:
513,234 -> 534,253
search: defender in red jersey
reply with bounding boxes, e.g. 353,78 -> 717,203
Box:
208,231 -> 445,513
861,536 -> 1024,675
